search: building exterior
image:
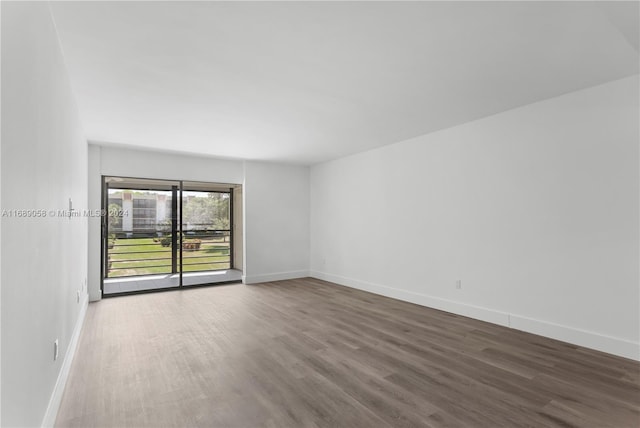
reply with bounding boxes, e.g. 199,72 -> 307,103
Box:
108,191 -> 171,234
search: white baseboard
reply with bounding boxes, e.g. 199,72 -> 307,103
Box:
41,295 -> 89,428
243,270 -> 309,284
310,270 -> 639,361
509,315 -> 639,361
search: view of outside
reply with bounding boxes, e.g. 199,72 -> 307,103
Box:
107,189 -> 231,277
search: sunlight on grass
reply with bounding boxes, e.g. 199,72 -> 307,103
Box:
108,237 -> 230,277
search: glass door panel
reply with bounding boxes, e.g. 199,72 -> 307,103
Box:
181,182 -> 232,286
103,177 -> 180,294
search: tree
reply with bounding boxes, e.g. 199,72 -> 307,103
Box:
108,203 -> 122,230
182,193 -> 230,230
210,192 -> 230,230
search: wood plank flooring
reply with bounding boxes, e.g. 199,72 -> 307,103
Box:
55,278 -> 640,427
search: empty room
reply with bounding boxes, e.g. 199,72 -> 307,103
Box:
1,1 -> 639,427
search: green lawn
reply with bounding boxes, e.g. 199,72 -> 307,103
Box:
108,237 -> 230,277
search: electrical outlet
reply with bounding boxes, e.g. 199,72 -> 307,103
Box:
456,280 -> 462,289
54,339 -> 59,361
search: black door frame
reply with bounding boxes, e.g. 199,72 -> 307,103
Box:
100,175 -> 235,297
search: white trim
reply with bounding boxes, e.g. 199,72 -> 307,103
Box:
310,271 -> 510,326
243,270 -> 309,284
310,270 -> 640,361
510,315 -> 639,361
41,296 -> 89,428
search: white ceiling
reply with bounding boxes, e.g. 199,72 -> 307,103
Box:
50,1 -> 639,165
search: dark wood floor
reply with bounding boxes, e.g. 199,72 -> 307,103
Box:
56,278 -> 639,427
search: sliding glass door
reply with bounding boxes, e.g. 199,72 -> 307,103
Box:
102,177 -> 236,295
181,182 -> 232,286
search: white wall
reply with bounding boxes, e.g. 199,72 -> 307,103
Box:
243,161 -> 310,283
87,146 -> 102,302
310,75 -> 639,360
98,145 -> 245,184
0,3 -> 3,423
87,146 -> 310,297
1,2 -> 89,426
